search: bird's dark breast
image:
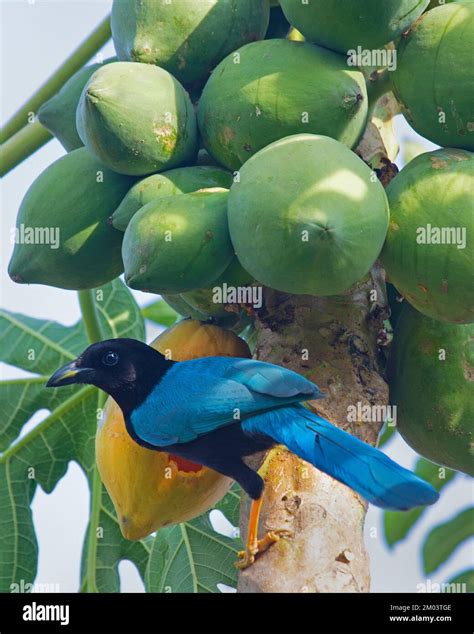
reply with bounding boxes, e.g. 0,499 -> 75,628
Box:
163,424 -> 274,466
124,415 -> 273,468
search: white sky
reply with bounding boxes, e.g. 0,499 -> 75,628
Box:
1,0 -> 472,593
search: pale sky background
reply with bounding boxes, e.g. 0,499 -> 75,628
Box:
1,0 -> 472,593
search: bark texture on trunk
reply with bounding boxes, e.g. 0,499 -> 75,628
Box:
238,269 -> 389,593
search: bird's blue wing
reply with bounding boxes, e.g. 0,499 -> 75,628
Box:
129,357 -> 323,447
228,360 -> 319,398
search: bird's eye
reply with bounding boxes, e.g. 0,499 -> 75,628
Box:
102,351 -> 119,366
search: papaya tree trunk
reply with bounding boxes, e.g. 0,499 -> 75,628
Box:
237,268 -> 389,593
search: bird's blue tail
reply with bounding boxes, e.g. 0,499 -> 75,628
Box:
243,404 -> 439,510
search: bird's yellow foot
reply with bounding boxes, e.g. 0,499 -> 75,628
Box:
235,529 -> 292,569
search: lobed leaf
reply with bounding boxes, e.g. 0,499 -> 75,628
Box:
0,280 -> 147,592
423,507 -> 474,575
145,486 -> 242,593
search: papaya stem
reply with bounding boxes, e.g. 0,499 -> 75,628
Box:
78,289 -> 103,344
0,122 -> 52,177
0,14 -> 111,145
366,68 -> 394,117
85,450 -> 103,593
77,289 -> 106,593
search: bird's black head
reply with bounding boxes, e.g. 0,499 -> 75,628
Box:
46,338 -> 174,416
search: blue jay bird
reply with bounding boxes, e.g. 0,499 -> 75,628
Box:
47,338 -> 439,567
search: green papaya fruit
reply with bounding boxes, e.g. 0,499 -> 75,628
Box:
111,0 -> 269,89
209,255 -> 254,288
76,61 -> 198,176
279,0 -> 429,52
181,288 -> 253,331
112,165 -> 233,231
393,2 -> 474,150
228,134 -> 389,296
198,39 -> 368,170
388,304 -> 474,476
161,293 -> 210,322
37,58 -> 115,152
161,258 -> 254,330
123,188 -> 234,294
381,148 -> 474,324
8,148 -> 134,290
180,257 -> 254,329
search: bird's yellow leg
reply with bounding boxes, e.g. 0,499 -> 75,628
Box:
235,446 -> 292,570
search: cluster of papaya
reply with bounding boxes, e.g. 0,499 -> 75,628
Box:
8,0 -> 473,527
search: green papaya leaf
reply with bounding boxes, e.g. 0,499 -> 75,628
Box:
215,483 -> 241,528
145,486 -> 242,593
0,279 -> 148,592
0,384 -> 96,590
0,377 -> 77,451
423,507 -> 474,575
0,311 -> 85,374
142,299 -> 179,327
446,569 -> 474,593
0,311 -> 85,450
383,458 -> 456,548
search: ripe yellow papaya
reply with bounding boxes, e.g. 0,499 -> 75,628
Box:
155,318 -> 251,360
96,320 -> 251,540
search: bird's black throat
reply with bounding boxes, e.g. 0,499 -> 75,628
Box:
95,346 -> 176,420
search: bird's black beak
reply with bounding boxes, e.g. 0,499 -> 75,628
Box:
46,360 -> 93,388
